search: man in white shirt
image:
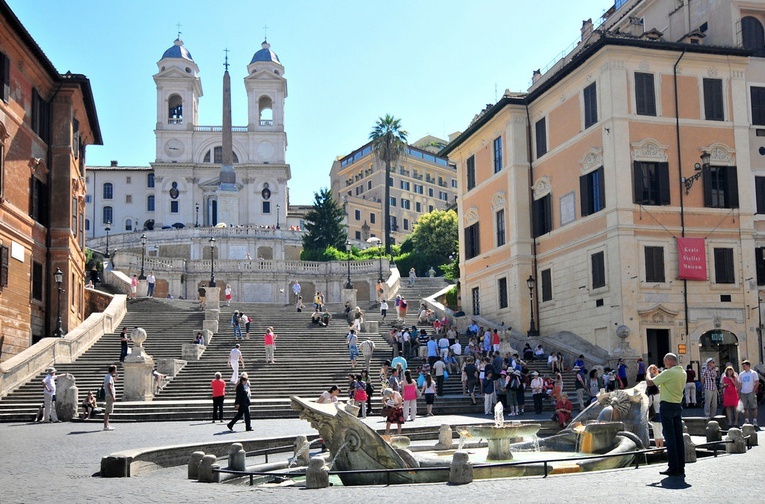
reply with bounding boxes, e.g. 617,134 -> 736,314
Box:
438,335 -> 450,360
292,281 -> 301,304
103,365 -> 117,431
360,339 -> 376,370
146,272 -> 156,297
42,367 -> 60,423
380,299 -> 389,321
450,340 -> 463,367
228,344 -> 245,383
738,360 -> 760,427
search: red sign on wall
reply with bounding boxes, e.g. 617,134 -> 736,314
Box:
677,237 -> 707,281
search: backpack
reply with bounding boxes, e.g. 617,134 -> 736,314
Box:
96,386 -> 106,402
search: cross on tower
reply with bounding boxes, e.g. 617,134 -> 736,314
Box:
176,22 -> 182,39
223,48 -> 229,71
263,24 -> 269,40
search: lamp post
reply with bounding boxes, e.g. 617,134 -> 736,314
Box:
345,240 -> 353,289
683,150 -> 710,194
758,294 -> 764,365
276,203 -> 281,229
104,222 -> 111,258
138,234 -> 147,280
527,274 -> 538,337
195,202 -> 200,227
53,268 -> 64,337
209,237 -> 216,287
366,236 -> 383,282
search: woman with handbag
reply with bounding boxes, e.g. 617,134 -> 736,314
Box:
721,366 -> 740,427
420,373 -> 436,416
381,388 -> 405,435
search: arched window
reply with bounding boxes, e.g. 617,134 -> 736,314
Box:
203,146 -> 238,163
259,96 -> 273,126
147,195 -> 155,212
125,218 -> 133,231
147,173 -> 155,188
742,16 -> 765,57
85,218 -> 90,231
103,182 -> 113,199
102,206 -> 113,224
168,94 -> 183,124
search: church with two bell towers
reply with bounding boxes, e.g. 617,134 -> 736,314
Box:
85,36 -> 291,236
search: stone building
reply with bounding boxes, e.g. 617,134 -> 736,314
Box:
329,136 -> 457,246
443,0 -> 765,368
0,0 -> 102,360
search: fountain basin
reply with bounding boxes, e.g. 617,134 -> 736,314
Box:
466,423 -> 541,460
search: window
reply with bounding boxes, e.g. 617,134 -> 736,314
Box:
591,251 -> 606,289
262,201 -> 271,213
533,194 -> 552,237
390,216 -> 398,231
1,51 -> 9,103
580,167 -> 606,216
355,231 -> 361,240
644,246 -> 665,283
103,183 -> 113,200
71,197 -> 77,234
452,179 -> 457,188
541,268 -> 552,302
370,213 -> 376,224
85,195 -> 92,203
752,87 -> 765,125
388,177 -> 393,187
102,206 -> 113,224
742,16 -> 765,58
493,136 -> 503,173
203,146 -> 238,164
439,191 -> 448,201
428,188 -> 434,197
756,247 -> 765,286
633,161 -> 670,205
464,222 -> 480,260
389,197 -> 396,207
126,176 -> 131,184
368,181 -> 372,190
496,209 -> 506,246
0,245 -> 9,290
703,78 -> 724,121
125,194 -> 132,204
30,178 -> 48,225
414,184 -> 424,194
403,218 -> 409,230
125,219 -> 133,231
147,195 -> 155,212
354,209 -> 361,221
401,199 -> 411,210
170,201 -> 179,213
415,202 -> 421,212
703,166 -> 739,209
85,218 -> 90,231
472,287 -> 480,316
498,277 -> 508,309
713,248 -> 734,284
429,205 -> 434,212
32,262 -> 43,301
583,82 -> 598,128
466,156 -> 476,190
535,118 -> 547,158
147,173 -> 155,188
400,181 -> 410,191
757,177 -> 765,214
635,72 -> 656,116
31,88 -> 49,142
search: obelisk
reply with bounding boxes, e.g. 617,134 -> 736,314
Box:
216,51 -> 239,226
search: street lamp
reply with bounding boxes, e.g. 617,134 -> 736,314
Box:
53,268 -> 64,337
276,203 -> 281,229
758,295 -> 764,365
209,237 -> 216,287
527,274 -> 538,337
345,240 -> 353,289
139,234 -> 147,280
366,236 -> 383,282
104,222 -> 111,258
683,151 -> 710,194
195,203 -> 200,228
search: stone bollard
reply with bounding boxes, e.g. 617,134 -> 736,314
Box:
449,451 -> 473,485
741,424 -> 758,447
228,443 -> 246,471
188,451 -> 205,479
683,433 -> 696,463
725,428 -> 747,454
181,343 -> 205,361
198,454 -> 220,483
305,457 -> 329,489
294,435 -> 310,466
436,424 -> 453,450
705,421 -> 722,442
202,319 -> 219,334
55,373 -> 78,421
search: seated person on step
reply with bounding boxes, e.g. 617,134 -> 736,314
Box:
311,308 -> 322,325
320,310 -> 332,327
153,369 -> 168,394
80,391 -> 103,419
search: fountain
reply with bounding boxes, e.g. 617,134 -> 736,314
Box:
466,403 -> 541,460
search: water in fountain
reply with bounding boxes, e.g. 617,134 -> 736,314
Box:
326,440 -> 349,470
457,428 -> 469,451
494,402 -> 504,427
287,440 -> 310,469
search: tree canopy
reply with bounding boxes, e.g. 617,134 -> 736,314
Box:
411,209 -> 458,263
300,188 -> 347,260
370,114 -> 408,255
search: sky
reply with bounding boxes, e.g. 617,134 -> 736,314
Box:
8,0 -> 615,205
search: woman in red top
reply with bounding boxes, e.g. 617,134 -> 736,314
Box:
264,326 -> 277,364
721,366 -> 740,427
211,372 -> 227,423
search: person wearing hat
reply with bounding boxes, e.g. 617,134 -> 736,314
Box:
531,370 -> 545,415
738,360 -> 760,427
227,372 -> 252,432
701,357 -> 719,418
41,367 -> 61,423
505,370 -> 522,416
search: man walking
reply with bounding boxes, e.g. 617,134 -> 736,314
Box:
738,360 -> 760,427
103,365 -> 117,431
360,339 -> 376,370
231,311 -> 243,340
146,271 -> 156,297
41,367 -> 60,423
227,372 -> 252,432
701,357 -> 719,418
292,280 -> 301,304
531,371 -> 544,415
346,329 -> 359,369
228,343 -> 245,384
647,353 -> 687,477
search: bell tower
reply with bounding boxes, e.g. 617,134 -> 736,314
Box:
244,40 -> 287,165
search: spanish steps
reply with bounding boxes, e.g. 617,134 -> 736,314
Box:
0,277 -> 582,423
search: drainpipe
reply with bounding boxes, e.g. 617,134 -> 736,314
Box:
673,49 -> 689,339
525,103 -> 539,334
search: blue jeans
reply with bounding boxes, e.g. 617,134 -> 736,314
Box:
349,345 -> 359,361
660,401 -> 685,474
233,325 -> 242,339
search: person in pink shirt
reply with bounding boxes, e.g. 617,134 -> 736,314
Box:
264,326 -> 277,364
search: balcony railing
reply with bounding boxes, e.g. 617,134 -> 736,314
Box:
260,120 -> 273,126
194,125 -> 248,132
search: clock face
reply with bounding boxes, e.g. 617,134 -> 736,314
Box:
164,139 -> 184,158
257,140 -> 274,160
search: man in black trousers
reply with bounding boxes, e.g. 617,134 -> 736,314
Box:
227,372 -> 252,432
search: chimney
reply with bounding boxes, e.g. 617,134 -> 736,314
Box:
110,160 -> 118,167
628,16 -> 644,37
532,69 -> 542,84
581,19 -> 593,42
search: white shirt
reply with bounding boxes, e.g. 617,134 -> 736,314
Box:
229,348 -> 242,364
147,273 -> 155,283
450,342 -> 462,355
380,301 -> 388,312
43,374 -> 56,396
103,372 -> 116,399
292,283 -> 301,295
739,369 -> 759,394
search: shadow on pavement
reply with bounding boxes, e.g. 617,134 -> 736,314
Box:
647,477 -> 692,490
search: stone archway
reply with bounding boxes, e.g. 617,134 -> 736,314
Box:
699,329 -> 740,371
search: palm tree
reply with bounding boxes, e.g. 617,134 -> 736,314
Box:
370,114 -> 408,256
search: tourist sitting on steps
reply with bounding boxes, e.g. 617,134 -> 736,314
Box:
320,310 -> 332,327
311,308 -> 321,325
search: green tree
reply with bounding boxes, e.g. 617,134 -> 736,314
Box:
370,114 -> 407,256
301,188 -> 347,260
411,209 -> 458,267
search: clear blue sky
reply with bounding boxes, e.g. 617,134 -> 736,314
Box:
9,0 -> 614,205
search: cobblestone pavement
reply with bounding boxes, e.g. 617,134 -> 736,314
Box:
1,409 -> 764,504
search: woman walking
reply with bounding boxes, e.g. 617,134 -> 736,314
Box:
227,373 -> 252,432
264,326 -> 277,364
722,366 -> 740,427
402,370 -> 419,421
211,372 -> 226,423
420,373 -> 436,416
382,388 -> 405,435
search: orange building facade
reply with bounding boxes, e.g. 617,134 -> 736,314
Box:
444,2 -> 765,368
0,1 -> 102,361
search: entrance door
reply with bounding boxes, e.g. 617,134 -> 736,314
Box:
646,329 -> 670,364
